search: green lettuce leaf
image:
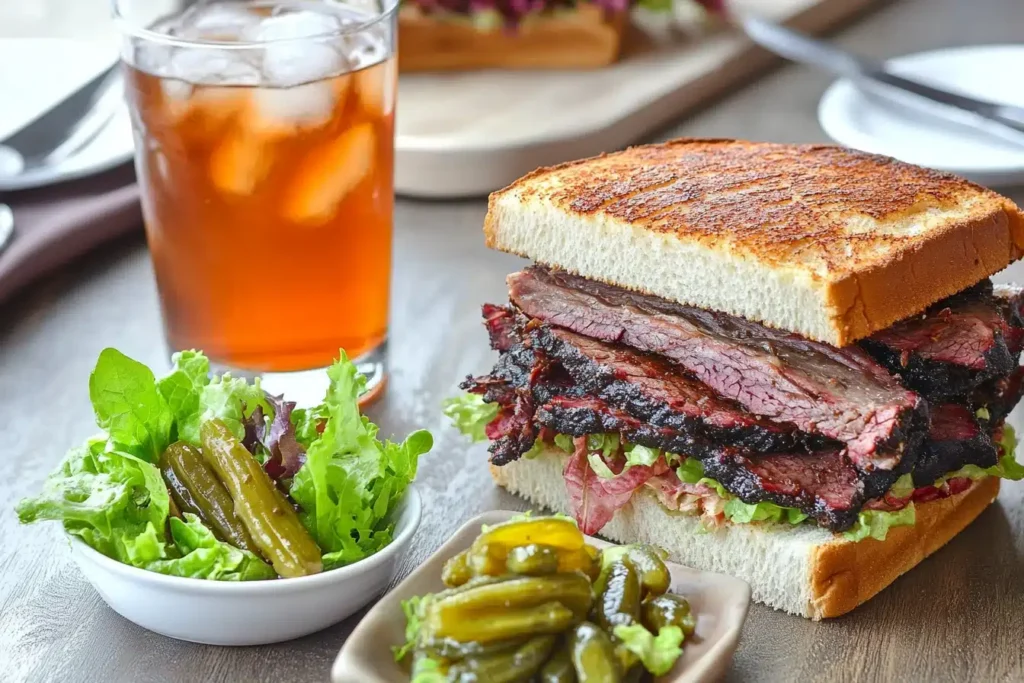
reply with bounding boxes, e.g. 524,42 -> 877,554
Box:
613,624 -> 685,676
156,350 -> 210,433
724,499 -> 809,525
16,437 -> 171,565
843,503 -> 917,542
89,348 -> 173,464
587,433 -> 620,459
442,393 -> 498,442
937,426 -> 1022,484
393,594 -> 430,661
888,473 -> 915,498
121,521 -> 168,565
676,457 -> 810,525
146,514 -> 274,580
991,426 -> 1024,480
675,457 -> 705,484
635,0 -> 674,12
154,349 -> 271,447
522,439 -> 546,460
624,443 -> 661,468
290,352 -> 433,568
410,654 -> 447,683
290,405 -> 328,449
587,452 -> 618,479
183,374 -> 270,446
554,434 -> 576,453
675,458 -> 730,498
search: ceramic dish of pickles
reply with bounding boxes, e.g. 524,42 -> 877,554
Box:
333,511 -> 751,682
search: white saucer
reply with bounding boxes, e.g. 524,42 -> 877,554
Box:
0,39 -> 135,191
818,44 -> 1024,187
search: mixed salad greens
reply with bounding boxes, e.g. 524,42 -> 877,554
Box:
444,393 -> 1024,542
17,349 -> 432,580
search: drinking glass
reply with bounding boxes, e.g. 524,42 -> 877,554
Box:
114,0 -> 397,398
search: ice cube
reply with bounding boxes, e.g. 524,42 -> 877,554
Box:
282,123 -> 376,224
161,77 -> 246,130
261,41 -> 347,88
177,3 -> 261,41
168,47 -> 261,86
160,78 -> 194,122
133,42 -> 175,79
355,58 -> 395,117
250,81 -> 340,134
152,148 -> 171,186
162,78 -> 193,102
210,131 -> 272,195
252,10 -> 350,87
248,10 -> 343,42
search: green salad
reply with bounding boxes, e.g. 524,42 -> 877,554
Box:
17,348 -> 432,580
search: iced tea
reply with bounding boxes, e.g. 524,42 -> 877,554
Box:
119,1 -> 396,374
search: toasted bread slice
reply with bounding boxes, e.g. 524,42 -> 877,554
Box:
398,6 -> 626,73
491,447 -> 1001,619
484,139 -> 1024,346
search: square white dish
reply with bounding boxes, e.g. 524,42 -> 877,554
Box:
333,509 -> 751,682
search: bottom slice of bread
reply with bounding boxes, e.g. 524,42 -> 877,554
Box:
491,447 -> 1001,620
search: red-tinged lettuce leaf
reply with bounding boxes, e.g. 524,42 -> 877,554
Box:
564,436 -> 642,535
240,394 -> 307,480
262,394 -> 307,480
242,404 -> 267,454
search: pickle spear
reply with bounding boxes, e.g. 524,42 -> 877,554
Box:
594,560 -> 641,631
200,419 -> 322,577
431,573 -> 594,624
160,441 -> 259,554
447,635 -> 557,683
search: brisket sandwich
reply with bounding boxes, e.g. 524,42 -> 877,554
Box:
397,0 -> 722,72
445,139 -> 1024,619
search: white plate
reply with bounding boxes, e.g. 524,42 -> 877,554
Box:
0,38 -> 135,191
818,44 -> 1024,187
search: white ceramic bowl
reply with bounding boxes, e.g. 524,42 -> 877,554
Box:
67,485 -> 422,646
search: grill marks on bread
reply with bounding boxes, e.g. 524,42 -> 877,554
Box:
521,139 -> 1000,278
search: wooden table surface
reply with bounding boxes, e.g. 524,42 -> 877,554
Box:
3,0 -> 1024,681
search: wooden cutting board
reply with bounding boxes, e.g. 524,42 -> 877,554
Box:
395,0 -> 878,198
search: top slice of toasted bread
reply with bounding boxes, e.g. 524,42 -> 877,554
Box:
484,139 -> 1024,346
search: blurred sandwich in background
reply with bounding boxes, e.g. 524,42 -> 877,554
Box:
398,0 -> 724,72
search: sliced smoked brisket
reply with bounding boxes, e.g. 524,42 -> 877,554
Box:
912,404 -> 998,486
508,266 -> 924,471
530,324 -> 809,453
861,282 -> 1023,402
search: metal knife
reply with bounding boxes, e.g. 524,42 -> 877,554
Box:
0,62 -> 121,172
739,15 -> 1024,148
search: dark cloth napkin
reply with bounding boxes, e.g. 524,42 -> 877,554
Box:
0,164 -> 142,306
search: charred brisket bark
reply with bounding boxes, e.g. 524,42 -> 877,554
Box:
971,367 -> 1024,427
531,324 -> 811,453
860,282 -> 1022,402
474,319 -> 905,531
535,394 -> 870,530
912,404 -> 998,486
508,266 -> 924,472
